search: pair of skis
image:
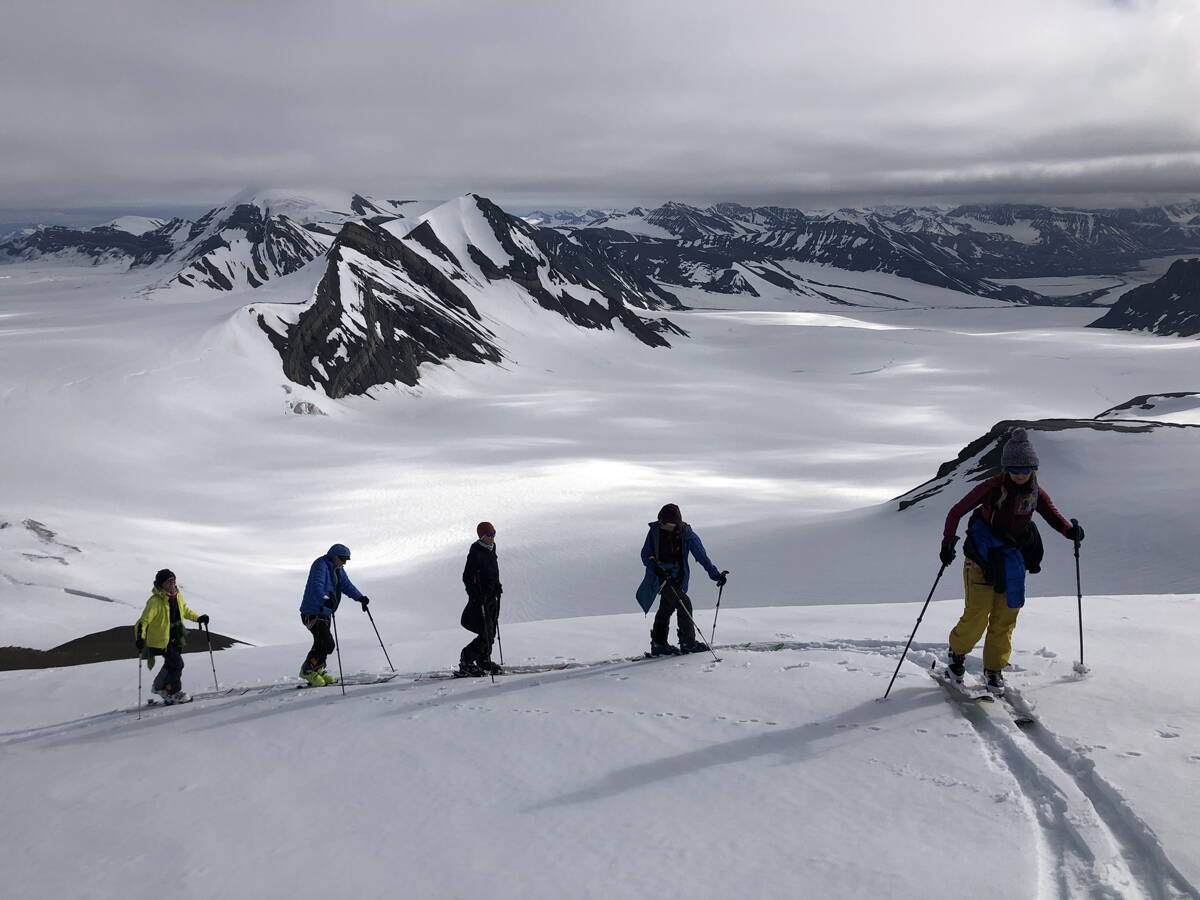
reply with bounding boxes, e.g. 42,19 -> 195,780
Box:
929,662 -> 1036,727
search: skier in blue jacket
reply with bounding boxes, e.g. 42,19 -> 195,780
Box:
637,503 -> 728,655
298,543 -> 370,686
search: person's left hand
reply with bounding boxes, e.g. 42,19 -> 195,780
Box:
1067,523 -> 1085,543
716,571 -> 729,588
197,614 -> 210,626
357,596 -> 370,610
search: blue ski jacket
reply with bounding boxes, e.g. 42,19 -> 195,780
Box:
636,522 -> 721,613
967,515 -> 1027,608
300,549 -> 363,616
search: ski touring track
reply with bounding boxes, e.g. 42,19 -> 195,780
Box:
2,639 -> 1196,899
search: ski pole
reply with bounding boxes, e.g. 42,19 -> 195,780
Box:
881,556 -> 952,700
486,601 -> 496,684
709,572 -> 730,647
495,615 -> 504,667
1072,518 -> 1087,674
651,558 -> 721,663
331,612 -> 346,697
202,622 -> 219,692
363,605 -> 394,673
137,651 -> 143,720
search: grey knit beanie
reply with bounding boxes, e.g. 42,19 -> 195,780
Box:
1000,428 -> 1039,468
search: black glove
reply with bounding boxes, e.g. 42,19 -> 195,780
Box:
135,637 -> 145,651
716,571 -> 729,588
357,596 -> 370,610
1067,523 -> 1085,543
197,614 -> 210,626
939,537 -> 959,567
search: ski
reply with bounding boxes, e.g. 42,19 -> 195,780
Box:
297,673 -> 402,689
146,695 -> 193,707
929,663 -> 1036,727
417,663 -> 572,682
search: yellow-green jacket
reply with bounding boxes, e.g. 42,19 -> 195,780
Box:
134,588 -> 201,649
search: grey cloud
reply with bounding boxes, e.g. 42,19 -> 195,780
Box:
2,0 -> 1197,215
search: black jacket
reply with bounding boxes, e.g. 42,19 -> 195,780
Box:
462,541 -> 501,599
461,541 -> 501,634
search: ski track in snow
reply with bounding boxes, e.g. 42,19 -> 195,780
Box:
3,640 -> 1195,900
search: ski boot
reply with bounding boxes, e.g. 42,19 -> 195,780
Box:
678,638 -> 709,654
319,669 -> 338,686
457,660 -> 486,677
300,668 -> 326,687
168,691 -> 190,704
649,641 -> 681,657
947,650 -> 966,680
984,669 -> 1006,695
480,659 -> 504,675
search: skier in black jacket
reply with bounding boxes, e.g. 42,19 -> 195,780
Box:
459,521 -> 502,676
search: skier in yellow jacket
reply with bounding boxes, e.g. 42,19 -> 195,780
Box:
133,569 -> 208,704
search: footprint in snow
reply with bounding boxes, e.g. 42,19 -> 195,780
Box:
1120,751 -> 1143,758
1155,729 -> 1180,739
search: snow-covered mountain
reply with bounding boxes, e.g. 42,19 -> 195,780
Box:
254,194 -> 685,397
520,207 -> 616,228
0,219 -> 189,268
1087,257 -> 1200,337
570,200 -> 1200,299
0,189 -> 429,289
165,189 -> 428,291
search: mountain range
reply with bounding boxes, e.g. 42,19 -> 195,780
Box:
4,191 -> 1199,396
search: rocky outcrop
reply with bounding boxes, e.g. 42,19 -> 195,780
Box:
258,220 -> 502,398
1087,258 -> 1200,337
893,417 -> 1198,511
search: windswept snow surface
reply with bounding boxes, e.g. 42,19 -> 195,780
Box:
1,599 -> 1198,900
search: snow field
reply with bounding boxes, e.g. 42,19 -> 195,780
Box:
2,598 -> 1197,899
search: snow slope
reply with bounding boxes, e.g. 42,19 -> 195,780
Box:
1,599 -> 1196,900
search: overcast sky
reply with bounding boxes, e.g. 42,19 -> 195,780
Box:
2,0 -> 1198,220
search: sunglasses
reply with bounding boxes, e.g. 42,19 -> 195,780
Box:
1007,467 -> 1036,475
482,532 -> 496,538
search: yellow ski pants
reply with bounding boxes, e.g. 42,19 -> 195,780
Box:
948,559 -> 1021,671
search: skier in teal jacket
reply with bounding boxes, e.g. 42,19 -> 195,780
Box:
637,503 -> 727,656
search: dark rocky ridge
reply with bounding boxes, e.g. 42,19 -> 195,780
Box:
1,222 -> 182,266
1087,258 -> 1200,337
893,417 -> 1198,512
259,220 -> 502,398
256,196 -> 689,398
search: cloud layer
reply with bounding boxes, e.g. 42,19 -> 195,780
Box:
3,0 -> 1198,212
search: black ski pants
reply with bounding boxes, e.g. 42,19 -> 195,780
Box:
301,613 -> 335,673
460,596 -> 500,665
151,640 -> 185,694
651,578 -> 696,645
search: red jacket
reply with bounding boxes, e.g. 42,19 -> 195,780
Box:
942,474 -> 1072,545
